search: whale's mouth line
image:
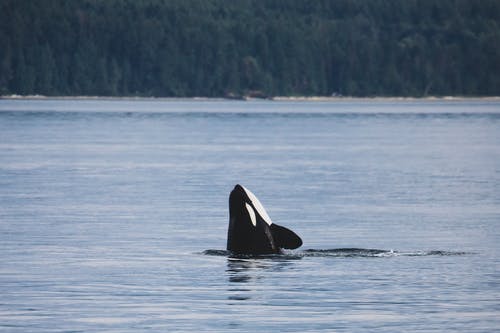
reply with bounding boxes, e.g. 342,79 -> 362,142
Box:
202,248 -> 474,259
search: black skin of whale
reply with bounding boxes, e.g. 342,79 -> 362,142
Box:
227,184 -> 302,255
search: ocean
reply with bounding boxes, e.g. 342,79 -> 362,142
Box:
1,98 -> 499,332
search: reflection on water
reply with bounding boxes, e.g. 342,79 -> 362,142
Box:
227,259 -> 261,284
226,258 -> 297,302
226,259 -> 255,301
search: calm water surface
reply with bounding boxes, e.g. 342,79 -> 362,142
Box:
0,99 -> 499,332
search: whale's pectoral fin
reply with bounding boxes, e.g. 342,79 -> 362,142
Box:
270,224 -> 303,250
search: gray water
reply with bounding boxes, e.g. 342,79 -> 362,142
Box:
0,99 -> 499,332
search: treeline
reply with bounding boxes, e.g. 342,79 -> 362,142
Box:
1,0 -> 499,97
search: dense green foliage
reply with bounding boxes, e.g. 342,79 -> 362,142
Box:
1,0 -> 499,97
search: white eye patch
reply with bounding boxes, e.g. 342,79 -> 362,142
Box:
245,203 -> 257,227
242,185 -> 273,226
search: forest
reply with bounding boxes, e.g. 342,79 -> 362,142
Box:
1,0 -> 499,97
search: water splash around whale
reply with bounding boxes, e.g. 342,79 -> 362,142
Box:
202,248 -> 471,259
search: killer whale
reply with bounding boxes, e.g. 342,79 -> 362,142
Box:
227,184 -> 302,255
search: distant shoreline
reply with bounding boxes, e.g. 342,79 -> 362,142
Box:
1,94 -> 500,102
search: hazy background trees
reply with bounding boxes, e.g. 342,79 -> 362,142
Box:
1,0 -> 499,97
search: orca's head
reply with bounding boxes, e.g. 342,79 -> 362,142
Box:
227,184 -> 302,255
229,184 -> 273,228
